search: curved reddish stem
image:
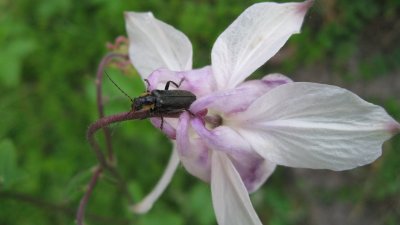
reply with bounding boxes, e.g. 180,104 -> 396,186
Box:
86,111 -> 149,168
76,166 -> 103,225
77,111 -> 149,225
96,53 -> 129,162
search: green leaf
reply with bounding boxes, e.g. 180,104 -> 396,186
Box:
0,139 -> 24,189
63,167 -> 94,201
187,184 -> 214,225
138,209 -> 184,225
0,31 -> 36,87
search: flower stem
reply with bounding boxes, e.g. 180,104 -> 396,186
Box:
86,111 -> 148,168
76,166 -> 103,225
0,190 -> 129,225
81,50 -> 183,223
96,53 -> 129,163
78,110 -> 149,224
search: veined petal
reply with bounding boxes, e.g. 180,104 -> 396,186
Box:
150,117 -> 178,139
230,82 -> 400,170
178,66 -> 217,97
238,73 -> 293,91
131,147 -> 180,214
211,0 -> 312,90
190,73 -> 292,115
146,68 -> 184,91
146,66 -> 216,97
192,118 -> 276,192
176,112 -> 211,182
190,88 -> 251,115
211,151 -> 263,225
192,118 -> 252,155
125,12 -> 192,79
230,157 -> 276,193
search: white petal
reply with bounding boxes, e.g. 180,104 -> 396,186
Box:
211,151 -> 263,225
230,82 -> 399,170
211,0 -> 312,90
131,147 -> 180,213
125,12 -> 192,79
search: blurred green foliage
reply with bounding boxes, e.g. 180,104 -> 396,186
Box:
0,0 -> 399,225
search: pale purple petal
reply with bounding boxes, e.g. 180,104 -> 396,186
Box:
146,66 -> 216,97
150,117 -> 177,139
230,157 -> 276,193
190,73 -> 292,115
125,12 -> 192,79
211,151 -> 263,225
211,0 -> 312,90
238,73 -> 293,91
176,112 -> 211,182
387,122 -> 400,135
131,147 -> 180,214
191,118 -> 276,192
190,88 -> 249,115
191,118 -> 252,155
177,66 -> 217,97
146,68 -> 184,91
230,82 -> 399,170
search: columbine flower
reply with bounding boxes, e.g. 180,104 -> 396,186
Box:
124,0 -> 400,224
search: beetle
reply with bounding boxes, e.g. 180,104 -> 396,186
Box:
133,79 -> 196,115
105,72 -> 196,129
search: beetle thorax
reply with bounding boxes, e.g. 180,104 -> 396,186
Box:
132,94 -> 156,111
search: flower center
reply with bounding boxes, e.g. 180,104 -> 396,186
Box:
204,114 -> 223,129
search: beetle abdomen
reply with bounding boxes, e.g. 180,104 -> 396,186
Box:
152,90 -> 196,113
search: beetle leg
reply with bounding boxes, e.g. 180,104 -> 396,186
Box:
164,81 -> 178,90
160,116 -> 164,130
144,79 -> 151,91
165,78 -> 184,90
185,109 -> 196,117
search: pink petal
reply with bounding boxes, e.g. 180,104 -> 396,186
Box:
176,112 -> 211,182
131,147 -> 180,213
211,0 -> 312,90
211,151 -> 263,225
177,66 -> 217,97
150,117 -> 177,139
238,73 -> 293,91
125,12 -> 192,79
146,68 -> 184,91
231,82 -> 399,170
191,118 -> 252,154
146,66 -> 216,97
230,157 -> 276,193
191,118 -> 276,192
190,73 -> 292,115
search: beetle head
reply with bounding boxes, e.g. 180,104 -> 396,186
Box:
132,93 -> 156,111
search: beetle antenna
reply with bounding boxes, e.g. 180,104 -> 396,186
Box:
105,71 -> 134,103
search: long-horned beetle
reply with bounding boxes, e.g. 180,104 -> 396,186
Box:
133,79 -> 196,115
106,72 -> 196,129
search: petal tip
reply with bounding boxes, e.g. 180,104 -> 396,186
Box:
124,11 -> 132,20
261,73 -> 293,86
297,0 -> 314,13
124,11 -> 153,20
387,121 -> 400,135
130,202 -> 151,214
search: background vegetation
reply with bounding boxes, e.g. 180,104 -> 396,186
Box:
0,0 -> 399,224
